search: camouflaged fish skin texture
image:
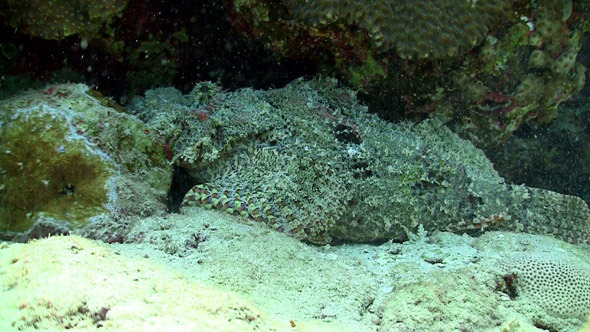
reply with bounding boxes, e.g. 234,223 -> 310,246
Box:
132,78 -> 590,244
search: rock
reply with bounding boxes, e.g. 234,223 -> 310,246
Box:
0,84 -> 172,241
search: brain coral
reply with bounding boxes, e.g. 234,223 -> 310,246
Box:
282,0 -> 510,59
501,253 -> 590,330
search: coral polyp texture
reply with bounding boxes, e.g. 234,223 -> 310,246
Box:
283,0 -> 510,59
131,78 -> 590,244
499,252 -> 590,329
1,0 -> 128,40
447,0 -> 587,148
229,0 -> 587,149
0,84 -> 172,241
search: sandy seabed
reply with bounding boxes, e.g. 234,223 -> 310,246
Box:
1,207 -> 590,332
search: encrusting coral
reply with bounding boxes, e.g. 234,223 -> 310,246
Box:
282,0 -> 510,59
131,77 -> 590,244
228,0 -> 587,150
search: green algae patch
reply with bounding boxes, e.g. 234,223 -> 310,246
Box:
0,84 -> 172,240
0,111 -> 114,233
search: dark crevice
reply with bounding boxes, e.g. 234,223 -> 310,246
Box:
167,166 -> 199,213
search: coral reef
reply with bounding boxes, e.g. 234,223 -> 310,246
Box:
445,0 -> 587,148
0,0 -> 314,103
131,77 -> 590,244
1,0 -> 128,40
0,109 -> 114,232
0,84 -> 172,241
474,232 -> 590,331
228,0 -> 588,149
282,0 -> 510,59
